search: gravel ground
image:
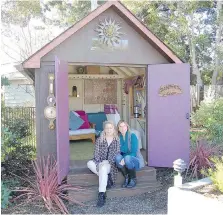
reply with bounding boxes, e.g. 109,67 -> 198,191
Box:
69,187 -> 169,214
69,168 -> 174,214
2,168 -> 175,214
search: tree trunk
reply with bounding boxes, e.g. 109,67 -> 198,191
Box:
189,13 -> 202,86
91,0 -> 98,11
211,1 -> 223,85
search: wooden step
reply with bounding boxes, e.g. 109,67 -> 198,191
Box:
67,167 -> 156,187
69,160 -> 88,170
69,181 -> 161,202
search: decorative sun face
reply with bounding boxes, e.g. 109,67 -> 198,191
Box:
95,18 -> 124,47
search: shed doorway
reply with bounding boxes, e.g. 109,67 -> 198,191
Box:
67,64 -> 148,167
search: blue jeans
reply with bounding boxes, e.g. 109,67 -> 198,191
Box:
115,154 -> 140,170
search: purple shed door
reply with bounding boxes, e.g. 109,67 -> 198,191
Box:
55,56 -> 69,184
147,63 -> 190,167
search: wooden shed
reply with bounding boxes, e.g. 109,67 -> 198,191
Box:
19,0 -> 190,193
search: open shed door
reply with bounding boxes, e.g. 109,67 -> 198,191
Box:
147,63 -> 190,167
55,56 -> 69,184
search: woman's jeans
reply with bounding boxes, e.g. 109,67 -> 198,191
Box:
115,154 -> 140,170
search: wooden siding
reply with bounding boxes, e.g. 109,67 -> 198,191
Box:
35,66 -> 57,158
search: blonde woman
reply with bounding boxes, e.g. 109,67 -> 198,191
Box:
87,121 -> 120,207
115,120 -> 145,188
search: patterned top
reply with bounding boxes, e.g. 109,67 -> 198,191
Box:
92,136 -> 120,185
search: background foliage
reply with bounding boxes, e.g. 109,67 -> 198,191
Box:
1,0 -> 223,85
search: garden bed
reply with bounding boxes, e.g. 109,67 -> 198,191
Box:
2,168 -> 174,214
1,200 -> 50,214
194,184 -> 223,203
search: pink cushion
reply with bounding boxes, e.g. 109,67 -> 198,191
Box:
74,110 -> 90,129
75,110 -> 86,116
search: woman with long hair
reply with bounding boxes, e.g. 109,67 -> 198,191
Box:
115,120 -> 145,188
87,121 -> 120,207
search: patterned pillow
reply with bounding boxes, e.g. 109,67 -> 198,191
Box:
69,111 -> 84,130
104,104 -> 119,114
75,110 -> 90,129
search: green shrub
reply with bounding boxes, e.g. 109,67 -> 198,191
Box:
3,144 -> 36,176
203,156 -> 223,193
190,129 -> 206,143
1,182 -> 12,209
2,123 -> 36,176
3,178 -> 21,190
4,118 -> 31,140
191,98 -> 223,143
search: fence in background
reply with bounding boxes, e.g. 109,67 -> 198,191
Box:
2,107 -> 36,148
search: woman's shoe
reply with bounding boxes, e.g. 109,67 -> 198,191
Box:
126,178 -> 137,188
126,169 -> 137,188
97,192 -> 106,207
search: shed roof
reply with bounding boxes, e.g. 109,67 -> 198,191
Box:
22,0 -> 183,69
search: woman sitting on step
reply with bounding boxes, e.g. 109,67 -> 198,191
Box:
115,120 -> 145,188
87,121 -> 120,207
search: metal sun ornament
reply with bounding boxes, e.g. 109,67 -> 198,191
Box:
95,18 -> 124,47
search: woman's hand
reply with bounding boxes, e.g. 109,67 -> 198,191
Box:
119,158 -> 125,166
99,160 -> 109,168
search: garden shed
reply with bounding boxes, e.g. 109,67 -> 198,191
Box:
19,0 -> 190,184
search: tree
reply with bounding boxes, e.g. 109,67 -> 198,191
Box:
1,76 -> 10,115
2,0 -> 222,86
1,1 -> 43,26
42,0 -> 106,28
1,1 -> 60,63
1,0 -> 107,63
1,77 -> 10,87
122,1 -> 170,43
123,1 -> 220,86
212,1 -> 223,84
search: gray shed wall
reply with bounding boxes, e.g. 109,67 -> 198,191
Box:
35,66 -> 57,157
42,8 -> 169,65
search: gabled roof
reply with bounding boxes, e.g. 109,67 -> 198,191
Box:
23,0 -> 183,68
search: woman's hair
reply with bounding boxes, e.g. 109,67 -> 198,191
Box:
117,120 -> 130,134
100,121 -> 119,141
